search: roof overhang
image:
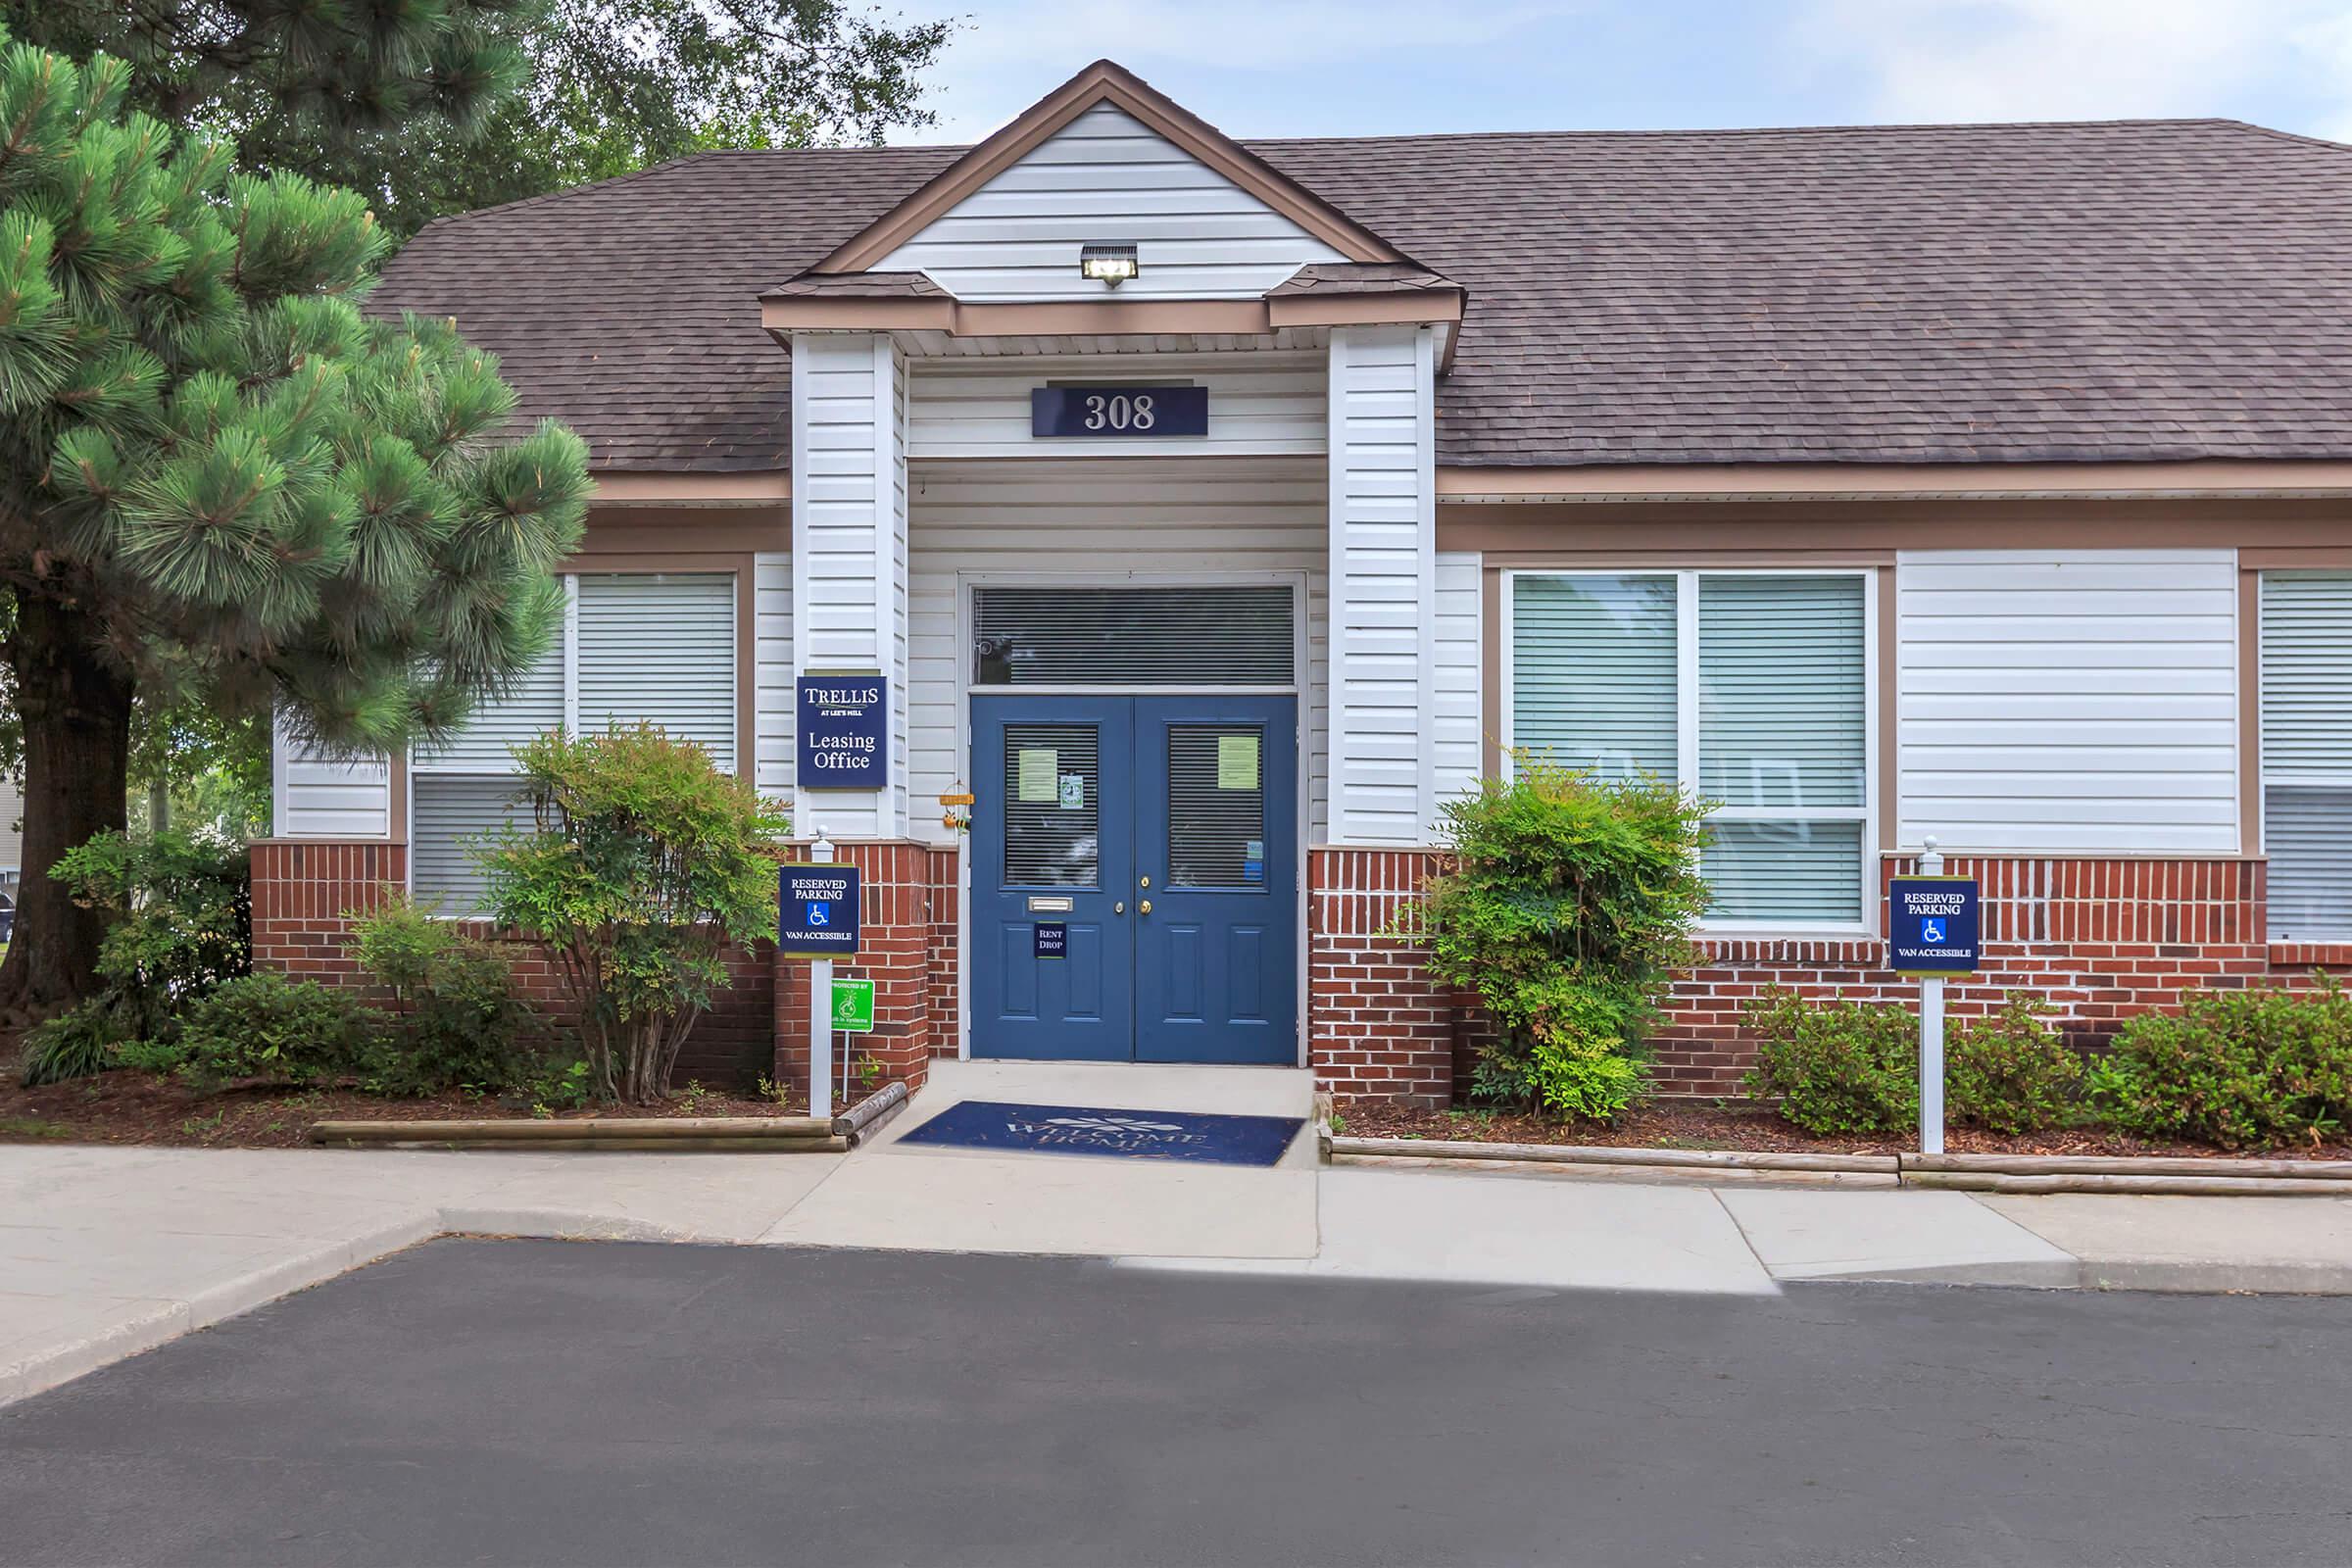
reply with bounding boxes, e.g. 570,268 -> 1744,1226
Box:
761,290 -> 1462,337
589,469 -> 790,508
809,60 -> 1408,274
1437,460 -> 2352,502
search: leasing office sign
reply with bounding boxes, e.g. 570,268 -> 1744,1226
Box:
797,674 -> 887,789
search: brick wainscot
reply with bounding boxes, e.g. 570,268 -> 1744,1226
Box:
250,838 -> 956,1096
1306,848 -> 2352,1107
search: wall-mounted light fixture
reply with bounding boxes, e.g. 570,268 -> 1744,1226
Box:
1079,242 -> 1140,287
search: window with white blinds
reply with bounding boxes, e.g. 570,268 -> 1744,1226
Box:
410,571 -> 738,908
1509,570 -> 1873,927
2261,573 -> 2352,939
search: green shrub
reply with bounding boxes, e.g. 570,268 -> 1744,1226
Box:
50,830 -> 250,1043
1417,755 -> 1713,1123
1742,989 -> 1918,1136
1947,995 -> 2082,1134
347,893 -> 544,1095
162,973 -> 388,1091
2087,980 -> 2352,1150
478,724 -> 788,1103
18,1004 -> 130,1087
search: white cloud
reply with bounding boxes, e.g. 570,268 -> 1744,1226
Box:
903,0 -> 1582,140
1793,0 -> 2352,130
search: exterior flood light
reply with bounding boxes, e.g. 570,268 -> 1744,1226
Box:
1080,242 -> 1140,286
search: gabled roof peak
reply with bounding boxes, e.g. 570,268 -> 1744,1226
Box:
810,59 -> 1409,274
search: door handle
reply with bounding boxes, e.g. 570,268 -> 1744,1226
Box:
1139,900 -> 1152,915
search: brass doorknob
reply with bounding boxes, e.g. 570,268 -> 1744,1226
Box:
1139,900 -> 1152,915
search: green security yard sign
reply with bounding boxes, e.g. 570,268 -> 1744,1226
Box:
831,977 -> 875,1033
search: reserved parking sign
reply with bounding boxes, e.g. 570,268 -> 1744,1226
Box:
778,862 -> 861,957
1887,875 -> 1981,975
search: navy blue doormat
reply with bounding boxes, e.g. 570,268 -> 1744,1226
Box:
897,1100 -> 1304,1165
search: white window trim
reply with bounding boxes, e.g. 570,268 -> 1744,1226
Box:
2258,569 -> 2352,942
1500,566 -> 1881,937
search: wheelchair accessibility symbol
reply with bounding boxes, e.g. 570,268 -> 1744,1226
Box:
808,903 -> 830,928
1922,918 -> 1944,944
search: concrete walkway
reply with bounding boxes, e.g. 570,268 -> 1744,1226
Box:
8,1058 -> 2352,1406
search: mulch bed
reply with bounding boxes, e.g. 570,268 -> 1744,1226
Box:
0,1071 -> 830,1150
1334,1099 -> 2352,1162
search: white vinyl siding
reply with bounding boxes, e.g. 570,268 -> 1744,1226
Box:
875,103 -> 1346,301
576,573 -> 736,771
907,353 -> 1326,460
790,333 -> 908,838
755,552 -> 793,798
907,457 -> 1328,846
1896,550 -> 2238,853
2261,572 -> 2352,939
1433,552 -> 1483,806
1327,324 -> 1437,846
1506,570 -> 1874,928
408,571 -> 738,907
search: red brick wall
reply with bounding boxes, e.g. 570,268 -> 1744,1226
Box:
251,839 -> 774,1090
768,840 -> 955,1103
1309,846 -> 2352,1104
1307,848 -> 1454,1106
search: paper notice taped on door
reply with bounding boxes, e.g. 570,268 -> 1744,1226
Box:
1017,748 -> 1057,803
1216,733 -> 1259,790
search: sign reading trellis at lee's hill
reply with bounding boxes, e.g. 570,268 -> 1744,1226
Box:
797,674 -> 887,790
1887,875 -> 1981,975
778,863 -> 860,957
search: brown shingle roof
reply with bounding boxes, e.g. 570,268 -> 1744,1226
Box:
372,119 -> 2352,471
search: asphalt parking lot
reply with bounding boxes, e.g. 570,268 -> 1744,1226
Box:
4,1239 -> 2349,1567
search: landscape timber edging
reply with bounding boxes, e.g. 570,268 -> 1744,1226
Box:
1322,1135 -> 2352,1195
308,1115 -> 842,1152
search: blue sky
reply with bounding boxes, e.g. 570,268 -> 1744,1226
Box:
897,0 -> 2352,145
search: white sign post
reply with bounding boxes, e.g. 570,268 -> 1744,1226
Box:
1916,837 -> 1946,1155
808,835 -> 834,1120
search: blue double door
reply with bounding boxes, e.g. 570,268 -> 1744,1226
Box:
971,695 -> 1298,1064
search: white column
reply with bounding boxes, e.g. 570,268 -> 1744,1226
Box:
1326,323 -> 1440,846
789,332 -> 911,840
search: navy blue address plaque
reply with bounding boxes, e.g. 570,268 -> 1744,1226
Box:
1031,385 -> 1208,438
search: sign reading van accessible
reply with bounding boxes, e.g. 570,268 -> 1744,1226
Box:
1887,875 -> 1981,975
797,674 -> 887,790
778,863 -> 860,958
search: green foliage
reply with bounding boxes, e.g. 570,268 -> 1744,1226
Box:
1416,756 -> 1713,1122
5,0 -> 957,241
347,892 -> 545,1096
0,26 -> 589,1007
18,1003 -> 126,1086
1742,989 -> 1920,1136
50,829 -> 249,1041
478,724 -> 788,1103
154,972 -> 388,1091
1946,995 -> 2083,1134
2087,979 -> 2352,1151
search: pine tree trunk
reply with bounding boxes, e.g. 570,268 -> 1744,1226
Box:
0,593 -> 133,1025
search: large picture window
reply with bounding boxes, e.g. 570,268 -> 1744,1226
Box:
410,572 -> 737,909
2261,572 -> 2352,940
1508,570 -> 1873,927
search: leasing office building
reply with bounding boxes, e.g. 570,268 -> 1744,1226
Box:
258,62 -> 2352,1103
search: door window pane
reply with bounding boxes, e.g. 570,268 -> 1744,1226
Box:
1169,725 -> 1267,889
1004,723 -> 1099,887
1511,574 -> 1678,778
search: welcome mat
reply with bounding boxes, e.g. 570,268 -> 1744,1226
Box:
896,1100 -> 1305,1166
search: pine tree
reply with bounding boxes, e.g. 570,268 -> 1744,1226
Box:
0,30 -> 590,1017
